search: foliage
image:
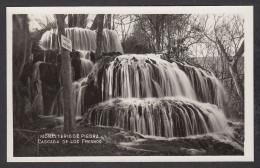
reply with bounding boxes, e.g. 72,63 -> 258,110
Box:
29,15 -> 57,43
122,36 -> 152,54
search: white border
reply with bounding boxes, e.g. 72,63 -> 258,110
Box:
6,6 -> 254,162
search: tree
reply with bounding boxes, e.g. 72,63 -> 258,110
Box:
90,15 -> 98,30
131,14 -> 203,57
135,14 -> 166,52
30,15 -> 56,43
164,15 -> 204,60
68,14 -> 73,27
95,14 -> 105,61
202,14 -> 244,101
105,14 -> 111,29
113,15 -> 134,51
68,14 -> 88,28
13,14 -> 33,128
217,39 -> 244,100
55,14 -> 75,133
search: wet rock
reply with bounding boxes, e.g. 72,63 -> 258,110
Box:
71,57 -> 81,81
39,63 -> 60,115
33,50 -> 45,63
36,115 -> 63,129
45,50 -> 59,64
180,148 -> 206,155
82,56 -> 117,110
213,142 -> 243,155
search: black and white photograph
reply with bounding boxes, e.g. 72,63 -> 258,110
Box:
6,6 -> 254,162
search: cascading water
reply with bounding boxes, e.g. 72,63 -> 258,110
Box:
177,61 -> 226,109
77,50 -> 91,59
40,28 -> 124,54
85,97 -> 228,138
30,50 -> 93,116
102,54 -> 196,100
80,58 -> 93,77
81,54 -> 229,138
42,52 -> 228,139
71,77 -> 89,117
50,59 -> 92,117
101,54 -> 225,108
39,27 -> 122,117
38,26 -> 123,116
38,26 -> 229,139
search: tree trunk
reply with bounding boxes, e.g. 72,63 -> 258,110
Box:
219,50 -> 225,81
76,14 -> 84,28
112,14 -> 115,30
78,14 -> 87,28
105,14 -> 111,29
73,14 -> 77,27
166,15 -> 171,53
167,19 -> 171,53
55,14 -> 75,133
229,62 -> 244,100
68,14 -> 87,28
155,28 -> 161,52
95,14 -> 105,61
68,14 -> 73,27
13,14 -> 33,128
217,39 -> 244,101
161,18 -> 165,51
90,15 -> 98,30
154,15 -> 165,52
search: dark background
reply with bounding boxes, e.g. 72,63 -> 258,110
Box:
0,0 -> 259,167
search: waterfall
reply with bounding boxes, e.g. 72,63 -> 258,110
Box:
102,29 -> 123,53
178,61 -> 226,109
39,28 -> 124,54
101,54 -> 225,108
51,77 -> 89,117
30,50 -> 93,116
80,58 -> 93,78
45,53 -> 227,138
77,50 -> 91,59
51,59 -> 92,117
71,78 -> 88,117
80,54 -> 229,138
38,27 -> 228,139
85,97 -> 228,138
71,58 -> 93,116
